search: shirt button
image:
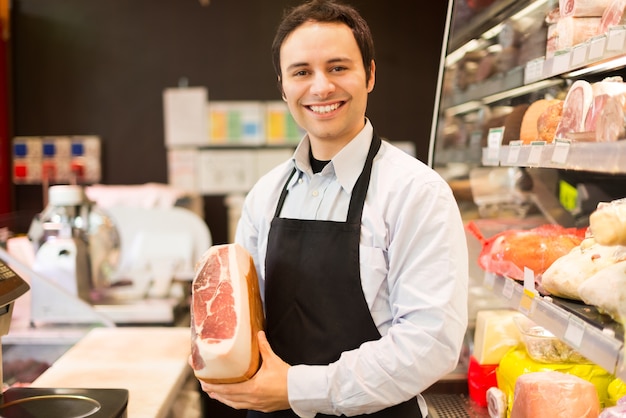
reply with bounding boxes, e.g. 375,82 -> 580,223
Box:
298,178 -> 303,184
312,190 -> 319,197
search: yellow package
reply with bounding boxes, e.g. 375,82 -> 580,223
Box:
608,377 -> 626,406
496,345 -> 613,417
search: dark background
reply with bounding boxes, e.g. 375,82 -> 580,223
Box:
10,0 -> 448,244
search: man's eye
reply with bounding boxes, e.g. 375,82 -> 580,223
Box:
331,66 -> 346,72
294,70 -> 308,77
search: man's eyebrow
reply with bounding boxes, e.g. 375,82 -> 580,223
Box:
286,57 -> 354,72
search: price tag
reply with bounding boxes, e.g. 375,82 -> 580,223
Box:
551,139 -> 571,164
607,26 -> 626,51
523,267 -> 536,293
571,44 -> 588,68
502,278 -> 515,300
519,288 -> 536,315
507,140 -> 522,164
588,35 -> 606,60
524,59 -> 544,84
486,127 -> 504,164
552,50 -> 571,75
528,141 -> 545,165
483,271 -> 495,290
564,316 -> 585,348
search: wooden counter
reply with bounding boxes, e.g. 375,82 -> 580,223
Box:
30,326 -> 194,418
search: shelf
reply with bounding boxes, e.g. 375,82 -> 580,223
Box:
482,141 -> 626,174
484,272 -> 625,380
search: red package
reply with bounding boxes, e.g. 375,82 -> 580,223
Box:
466,222 -> 587,281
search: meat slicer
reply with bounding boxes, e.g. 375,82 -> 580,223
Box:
25,185 -> 212,325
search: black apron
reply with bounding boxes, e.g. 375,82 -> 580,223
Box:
247,134 -> 421,418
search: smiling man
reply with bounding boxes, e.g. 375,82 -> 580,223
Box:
197,1 -> 469,417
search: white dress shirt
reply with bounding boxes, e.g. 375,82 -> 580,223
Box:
235,119 -> 469,417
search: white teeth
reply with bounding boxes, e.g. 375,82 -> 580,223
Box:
310,103 -> 340,114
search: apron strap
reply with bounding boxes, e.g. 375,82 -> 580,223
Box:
346,134 -> 381,223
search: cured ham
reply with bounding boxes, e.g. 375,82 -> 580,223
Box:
551,17 -> 602,51
190,243 -> 265,383
597,0 -> 626,35
595,93 -> 626,141
560,0 -> 612,17
554,80 -> 594,140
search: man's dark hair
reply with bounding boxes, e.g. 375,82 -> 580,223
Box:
271,0 -> 375,88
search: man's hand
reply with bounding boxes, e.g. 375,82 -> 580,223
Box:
199,331 -> 291,412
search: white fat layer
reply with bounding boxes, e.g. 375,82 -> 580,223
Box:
195,244 -> 253,379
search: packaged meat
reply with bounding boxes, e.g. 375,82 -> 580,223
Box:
540,239 -> 626,300
554,79 -> 594,140
560,0 -> 612,17
589,198 -> 626,246
190,243 -> 265,383
467,222 -> 586,282
510,371 -> 600,418
578,259 -> 626,322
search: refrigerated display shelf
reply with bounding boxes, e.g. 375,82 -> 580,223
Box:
484,272 -> 625,380
482,141 -> 626,174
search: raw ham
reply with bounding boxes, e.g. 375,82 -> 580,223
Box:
552,16 -> 602,51
560,0 -> 611,17
510,371 -> 600,418
190,243 -> 265,383
585,77 -> 626,134
595,93 -> 626,141
597,0 -> 626,35
554,80 -> 594,140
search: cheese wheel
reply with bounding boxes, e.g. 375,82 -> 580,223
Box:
190,243 -> 265,383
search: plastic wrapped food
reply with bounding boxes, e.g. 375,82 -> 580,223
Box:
514,316 -> 588,364
590,198 -> 626,246
467,222 -> 586,282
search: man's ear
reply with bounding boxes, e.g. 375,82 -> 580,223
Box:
367,60 -> 376,93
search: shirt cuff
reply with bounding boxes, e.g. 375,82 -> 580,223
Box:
288,364 -> 332,417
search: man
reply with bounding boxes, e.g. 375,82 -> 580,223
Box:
199,1 -> 468,416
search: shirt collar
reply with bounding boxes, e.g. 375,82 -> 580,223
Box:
291,119 -> 374,194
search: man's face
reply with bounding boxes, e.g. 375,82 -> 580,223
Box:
279,21 -> 375,157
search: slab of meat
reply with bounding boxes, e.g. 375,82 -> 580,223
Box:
597,0 -> 626,35
560,0 -> 611,17
554,79 -> 594,140
190,243 -> 265,383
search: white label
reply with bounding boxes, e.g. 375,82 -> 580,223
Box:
551,139 -> 571,164
552,50 -> 571,74
502,278 -> 515,300
528,141 -> 545,165
588,36 -> 606,60
524,59 -> 544,84
607,26 -> 626,51
564,316 -> 585,348
507,141 -> 521,164
571,44 -> 588,67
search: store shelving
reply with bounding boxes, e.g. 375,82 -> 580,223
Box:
433,0 -> 626,384
484,272 -> 625,380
